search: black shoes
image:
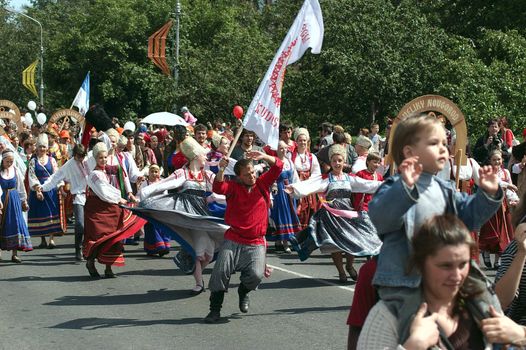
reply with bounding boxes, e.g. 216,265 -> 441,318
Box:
75,249 -> 85,261
204,310 -> 221,323
346,265 -> 358,281
204,291 -> 225,323
238,284 -> 250,313
104,268 -> 117,278
86,260 -> 101,278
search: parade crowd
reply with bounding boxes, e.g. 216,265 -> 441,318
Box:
3,105 -> 526,349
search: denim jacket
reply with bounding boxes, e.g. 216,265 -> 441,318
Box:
369,173 -> 503,288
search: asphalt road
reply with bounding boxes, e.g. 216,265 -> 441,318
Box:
0,228 -> 362,350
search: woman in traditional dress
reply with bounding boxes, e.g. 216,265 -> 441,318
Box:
135,137 -> 227,295
479,149 -> 517,269
138,164 -> 171,257
285,144 -> 383,283
28,134 -> 63,248
290,128 -> 321,229
0,149 -> 32,262
268,140 -> 301,253
83,142 -> 146,278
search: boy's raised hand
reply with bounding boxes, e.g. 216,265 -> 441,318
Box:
478,165 -> 499,196
399,156 -> 422,188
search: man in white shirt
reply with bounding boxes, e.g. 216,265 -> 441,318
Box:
38,144 -> 89,261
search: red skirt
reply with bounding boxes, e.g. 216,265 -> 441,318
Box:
479,203 -> 513,254
83,193 -> 146,266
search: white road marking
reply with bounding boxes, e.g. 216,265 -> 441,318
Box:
268,264 -> 355,292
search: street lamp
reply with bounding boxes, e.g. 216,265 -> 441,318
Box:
6,7 -> 44,107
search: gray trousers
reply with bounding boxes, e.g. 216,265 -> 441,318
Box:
209,240 -> 266,292
73,204 -> 84,250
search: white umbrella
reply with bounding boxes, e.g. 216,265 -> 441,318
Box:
141,112 -> 188,126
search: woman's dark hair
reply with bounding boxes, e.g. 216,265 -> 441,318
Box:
487,119 -> 499,127
332,131 -> 346,144
122,129 -> 134,138
410,214 -> 474,273
279,122 -> 292,133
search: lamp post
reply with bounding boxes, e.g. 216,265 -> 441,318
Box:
6,7 -> 44,107
171,0 -> 181,114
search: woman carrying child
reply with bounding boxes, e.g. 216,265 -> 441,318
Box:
368,114 -> 504,345
358,214 -> 525,349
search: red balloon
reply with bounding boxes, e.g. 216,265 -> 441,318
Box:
233,105 -> 244,119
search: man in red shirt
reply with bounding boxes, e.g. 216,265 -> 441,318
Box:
204,150 -> 283,323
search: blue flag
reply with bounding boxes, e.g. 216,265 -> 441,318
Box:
72,72 -> 90,115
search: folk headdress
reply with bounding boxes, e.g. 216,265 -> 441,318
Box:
180,137 -> 207,161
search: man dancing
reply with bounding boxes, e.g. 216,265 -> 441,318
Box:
204,150 -> 282,323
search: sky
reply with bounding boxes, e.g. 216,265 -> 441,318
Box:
8,0 -> 32,10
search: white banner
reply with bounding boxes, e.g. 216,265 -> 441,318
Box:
243,0 -> 324,149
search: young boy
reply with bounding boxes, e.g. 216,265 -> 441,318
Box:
353,152 -> 383,212
368,114 -> 503,343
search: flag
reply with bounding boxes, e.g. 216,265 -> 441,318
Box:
243,0 -> 324,149
22,60 -> 39,97
71,72 -> 90,116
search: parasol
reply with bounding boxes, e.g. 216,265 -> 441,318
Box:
141,112 -> 188,126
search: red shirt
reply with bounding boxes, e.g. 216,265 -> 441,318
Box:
213,158 -> 283,245
171,151 -> 187,170
347,258 -> 378,327
352,169 -> 383,211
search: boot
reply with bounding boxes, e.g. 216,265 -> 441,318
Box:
238,283 -> 251,313
204,291 -> 224,323
75,248 -> 84,262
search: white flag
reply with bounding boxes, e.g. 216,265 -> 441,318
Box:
71,72 -> 90,116
243,0 -> 324,149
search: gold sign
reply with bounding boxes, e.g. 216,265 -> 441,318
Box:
50,108 -> 85,127
0,100 -> 23,131
388,95 -> 468,166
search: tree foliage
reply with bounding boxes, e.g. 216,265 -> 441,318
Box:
0,0 -> 525,139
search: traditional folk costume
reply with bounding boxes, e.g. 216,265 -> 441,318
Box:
291,129 -> 321,229
353,169 -> 384,212
132,138 -> 227,271
83,143 -> 146,266
437,157 -> 482,261
268,157 -> 301,241
0,157 -> 32,253
41,156 -> 89,259
137,175 -> 171,256
288,172 -> 382,261
479,166 -> 515,257
27,135 -> 64,238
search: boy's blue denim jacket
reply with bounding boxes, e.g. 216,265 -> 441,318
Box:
369,173 -> 503,288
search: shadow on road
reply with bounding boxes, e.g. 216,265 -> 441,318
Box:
50,315 -> 231,329
44,288 -> 195,306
